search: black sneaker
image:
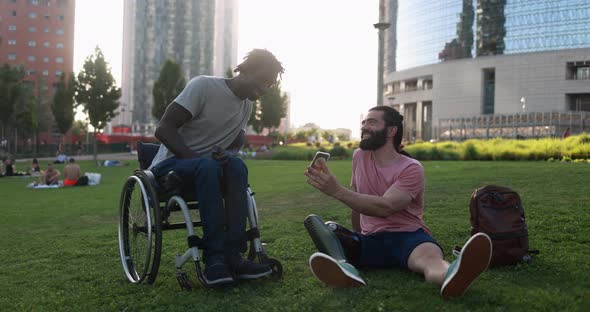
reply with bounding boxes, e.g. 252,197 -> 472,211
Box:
229,255 -> 272,280
203,256 -> 235,286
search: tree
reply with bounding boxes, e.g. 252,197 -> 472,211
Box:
248,101 -> 264,134
0,64 -> 25,149
259,84 -> 288,132
249,83 -> 289,134
52,73 -> 76,145
152,59 -> 186,120
13,87 -> 37,138
225,67 -> 234,78
75,47 -> 121,164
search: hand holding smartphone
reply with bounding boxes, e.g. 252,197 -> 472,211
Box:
310,151 -> 330,168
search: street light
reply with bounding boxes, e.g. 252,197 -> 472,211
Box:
520,97 -> 526,113
374,0 -> 390,106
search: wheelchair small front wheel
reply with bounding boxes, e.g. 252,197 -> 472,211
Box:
267,258 -> 283,279
118,172 -> 162,284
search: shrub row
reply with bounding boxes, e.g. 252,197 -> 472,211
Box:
268,134 -> 590,161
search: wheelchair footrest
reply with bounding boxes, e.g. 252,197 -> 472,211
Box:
176,270 -> 194,291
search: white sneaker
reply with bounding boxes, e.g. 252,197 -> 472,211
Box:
441,233 -> 492,299
309,252 -> 366,288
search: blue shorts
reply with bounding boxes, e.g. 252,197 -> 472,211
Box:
358,229 -> 443,269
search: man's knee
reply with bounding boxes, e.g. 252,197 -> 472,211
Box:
224,157 -> 247,178
326,221 -> 362,265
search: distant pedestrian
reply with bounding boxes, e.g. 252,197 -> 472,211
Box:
562,127 -> 571,139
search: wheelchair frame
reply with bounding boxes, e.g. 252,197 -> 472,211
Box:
118,142 -> 282,289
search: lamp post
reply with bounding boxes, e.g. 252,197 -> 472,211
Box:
521,97 -> 526,113
374,0 -> 390,106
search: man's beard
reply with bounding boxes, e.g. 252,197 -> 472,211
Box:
359,128 -> 388,151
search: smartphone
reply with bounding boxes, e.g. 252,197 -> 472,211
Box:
310,151 -> 330,168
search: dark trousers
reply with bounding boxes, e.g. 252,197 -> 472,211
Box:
151,156 -> 248,262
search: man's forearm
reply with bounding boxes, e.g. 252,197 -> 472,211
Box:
332,186 -> 405,218
155,125 -> 196,159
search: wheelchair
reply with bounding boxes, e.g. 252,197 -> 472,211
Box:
118,142 -> 282,289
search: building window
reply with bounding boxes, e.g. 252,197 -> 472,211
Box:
577,67 -> 590,80
57,15 -> 64,21
55,70 -> 62,77
567,61 -> 590,80
482,68 -> 495,114
29,12 -> 37,18
43,56 -> 49,63
44,41 -> 50,47
28,40 -> 36,47
44,27 -> 50,33
55,56 -> 64,63
28,26 -> 37,32
56,28 -> 64,35
8,39 -> 16,45
8,53 -> 17,61
11,10 -> 17,16
43,70 -> 49,76
56,43 -> 64,49
27,69 -> 36,75
44,14 -> 50,20
30,0 -> 39,5
9,25 -> 17,31
28,55 -> 36,62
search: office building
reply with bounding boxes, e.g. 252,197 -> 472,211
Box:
383,0 -> 590,141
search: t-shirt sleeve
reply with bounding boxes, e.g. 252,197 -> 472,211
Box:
392,163 -> 424,199
174,76 -> 206,117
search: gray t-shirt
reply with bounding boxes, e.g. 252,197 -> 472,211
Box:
149,76 -> 252,169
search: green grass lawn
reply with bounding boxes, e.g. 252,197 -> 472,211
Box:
0,160 -> 589,311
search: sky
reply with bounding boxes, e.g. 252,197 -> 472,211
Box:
74,0 -> 379,139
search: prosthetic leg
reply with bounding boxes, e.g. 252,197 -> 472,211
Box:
304,214 -> 366,287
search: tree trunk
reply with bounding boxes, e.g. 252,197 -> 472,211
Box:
93,129 -> 98,166
14,127 -> 18,154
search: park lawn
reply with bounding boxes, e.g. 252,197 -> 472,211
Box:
0,160 -> 589,311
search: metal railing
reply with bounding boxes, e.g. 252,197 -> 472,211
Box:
436,111 -> 589,141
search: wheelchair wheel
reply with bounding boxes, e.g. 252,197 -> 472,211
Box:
118,171 -> 162,284
267,258 -> 283,279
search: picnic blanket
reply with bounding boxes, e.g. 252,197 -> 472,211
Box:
26,172 -> 102,188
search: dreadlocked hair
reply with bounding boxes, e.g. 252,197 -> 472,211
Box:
368,105 -> 412,158
234,49 -> 285,79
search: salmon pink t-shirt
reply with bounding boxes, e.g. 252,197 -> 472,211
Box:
351,149 -> 431,236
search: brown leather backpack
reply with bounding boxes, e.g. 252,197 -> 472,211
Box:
468,185 -> 537,266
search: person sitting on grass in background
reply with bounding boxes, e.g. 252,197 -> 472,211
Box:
303,105 -> 493,299
1,158 -> 27,176
63,158 -> 83,186
2,159 -> 15,176
30,158 -> 41,175
41,163 -> 60,185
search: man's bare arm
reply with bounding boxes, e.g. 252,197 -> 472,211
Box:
154,102 -> 196,159
306,159 -> 412,218
331,184 -> 412,217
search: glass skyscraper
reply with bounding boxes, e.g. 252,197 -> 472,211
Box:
389,0 -> 590,71
116,0 -> 237,131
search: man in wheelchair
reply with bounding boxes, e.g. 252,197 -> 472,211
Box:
148,49 -> 284,286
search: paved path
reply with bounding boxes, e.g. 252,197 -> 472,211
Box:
15,152 -> 138,164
